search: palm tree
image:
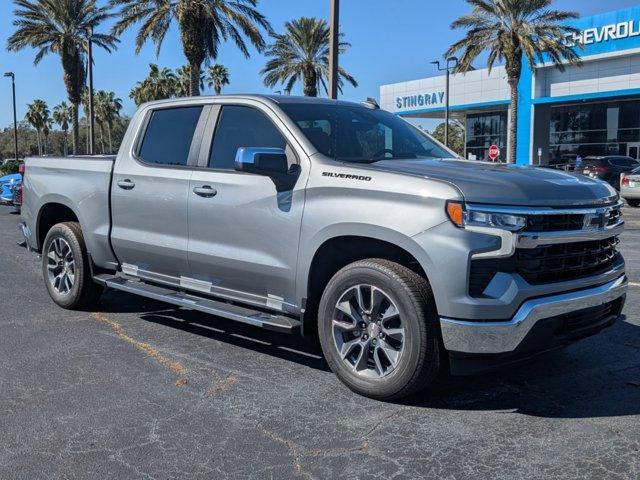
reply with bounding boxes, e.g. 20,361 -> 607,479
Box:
95,90 -> 122,153
446,0 -> 581,163
206,64 -> 230,95
261,17 -> 358,97
129,64 -> 180,106
176,65 -> 204,97
53,101 -> 73,156
25,99 -> 50,155
7,0 -> 118,155
111,0 -> 271,96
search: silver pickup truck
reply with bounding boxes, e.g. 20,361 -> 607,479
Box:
20,95 -> 628,400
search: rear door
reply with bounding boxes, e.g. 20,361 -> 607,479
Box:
185,102 -> 306,312
111,104 -> 209,283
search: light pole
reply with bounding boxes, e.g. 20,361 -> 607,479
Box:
85,27 -> 95,155
3,72 -> 18,162
430,57 -> 458,148
328,0 -> 340,100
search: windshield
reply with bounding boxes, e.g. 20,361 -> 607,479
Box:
279,103 -> 452,163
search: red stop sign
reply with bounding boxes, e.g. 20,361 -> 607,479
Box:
488,145 -> 500,161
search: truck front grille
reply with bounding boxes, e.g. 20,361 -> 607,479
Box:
525,214 -> 584,232
521,203 -> 622,232
469,237 -> 621,297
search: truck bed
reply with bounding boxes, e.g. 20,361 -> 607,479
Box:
22,155 -> 118,269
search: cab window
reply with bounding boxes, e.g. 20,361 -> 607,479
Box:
209,106 -> 287,170
138,106 -> 203,166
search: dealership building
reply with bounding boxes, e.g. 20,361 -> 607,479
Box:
380,6 -> 640,165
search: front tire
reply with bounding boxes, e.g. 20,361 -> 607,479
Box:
318,259 -> 440,400
627,199 -> 640,208
42,222 -> 103,310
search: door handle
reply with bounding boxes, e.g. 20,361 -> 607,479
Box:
193,185 -> 217,198
117,179 -> 135,190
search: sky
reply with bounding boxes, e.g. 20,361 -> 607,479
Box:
0,0 -> 639,128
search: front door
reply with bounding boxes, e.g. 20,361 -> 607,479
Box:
627,143 -> 640,160
186,103 -> 306,312
111,104 -> 207,282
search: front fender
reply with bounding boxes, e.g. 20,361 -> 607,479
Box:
295,222 -> 442,309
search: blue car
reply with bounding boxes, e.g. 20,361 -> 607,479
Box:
11,179 -> 22,213
0,173 -> 21,205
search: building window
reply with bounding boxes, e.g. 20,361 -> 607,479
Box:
465,111 -> 508,161
549,99 -> 640,160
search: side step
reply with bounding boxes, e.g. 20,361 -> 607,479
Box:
94,274 -> 300,334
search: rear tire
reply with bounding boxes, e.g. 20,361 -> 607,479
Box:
627,199 -> 640,208
42,222 -> 103,310
318,259 -> 440,400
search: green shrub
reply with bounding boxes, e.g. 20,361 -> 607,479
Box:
0,160 -> 20,176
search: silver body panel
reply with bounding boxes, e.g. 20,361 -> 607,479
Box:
20,155 -> 117,268
21,94 -> 627,356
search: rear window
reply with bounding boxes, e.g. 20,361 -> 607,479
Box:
582,158 -> 605,167
609,157 -> 634,167
138,106 -> 203,166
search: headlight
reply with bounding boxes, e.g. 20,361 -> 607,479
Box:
446,201 -> 526,231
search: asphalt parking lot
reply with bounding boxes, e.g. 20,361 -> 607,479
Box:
0,205 -> 639,480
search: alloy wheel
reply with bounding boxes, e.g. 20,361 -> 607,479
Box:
47,237 -> 75,295
332,284 -> 405,379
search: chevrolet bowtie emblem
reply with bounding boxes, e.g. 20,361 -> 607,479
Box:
584,209 -> 609,230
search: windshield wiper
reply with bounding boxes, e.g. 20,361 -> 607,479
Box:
336,154 -> 419,164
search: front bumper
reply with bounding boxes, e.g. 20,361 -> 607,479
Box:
440,275 -> 628,354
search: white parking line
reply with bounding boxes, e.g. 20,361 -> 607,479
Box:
630,282 -> 640,287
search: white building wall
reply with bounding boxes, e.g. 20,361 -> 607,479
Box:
380,66 -> 510,114
537,52 -> 640,98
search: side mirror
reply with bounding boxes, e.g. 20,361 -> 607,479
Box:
234,147 -> 299,191
234,147 -> 289,175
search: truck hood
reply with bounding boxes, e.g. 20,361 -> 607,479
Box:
370,158 -> 618,207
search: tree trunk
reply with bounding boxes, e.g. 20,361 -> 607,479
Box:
107,123 -> 113,153
63,128 -> 68,156
36,131 -> 42,156
214,84 -> 221,95
99,123 -> 105,154
189,62 -> 201,96
303,69 -> 318,97
507,77 -> 518,164
72,103 -> 80,155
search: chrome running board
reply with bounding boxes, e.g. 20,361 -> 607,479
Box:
94,274 -> 300,334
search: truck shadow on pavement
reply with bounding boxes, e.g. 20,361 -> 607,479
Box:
99,290 -> 640,417
409,316 -> 640,418
98,289 -> 329,372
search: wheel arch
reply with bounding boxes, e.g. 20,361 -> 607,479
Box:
36,199 -> 80,252
299,227 -> 434,337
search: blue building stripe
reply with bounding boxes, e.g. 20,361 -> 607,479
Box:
533,88 -> 640,105
515,62 -> 534,166
396,100 -> 510,117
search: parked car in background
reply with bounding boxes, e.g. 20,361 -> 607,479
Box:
547,154 -> 577,171
579,156 -> 640,189
11,179 -> 22,213
621,167 -> 640,207
0,173 -> 21,205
